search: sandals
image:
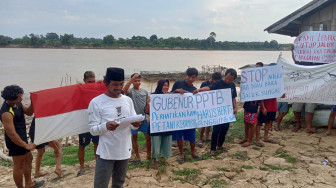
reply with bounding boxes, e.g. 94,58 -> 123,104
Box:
177,157 -> 184,164
238,139 -> 248,144
255,142 -> 264,147
306,129 -> 317,134
292,127 -> 302,132
210,150 -> 216,156
77,170 -> 85,177
241,142 -> 252,147
320,132 -> 331,137
197,142 -> 203,148
192,155 -> 202,159
263,139 -> 276,144
32,180 -> 45,188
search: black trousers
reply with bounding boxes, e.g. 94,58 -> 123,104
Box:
211,123 -> 230,151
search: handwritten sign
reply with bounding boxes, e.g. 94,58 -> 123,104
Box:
277,57 -> 336,104
240,65 -> 284,102
293,31 -> 336,63
149,89 -> 236,133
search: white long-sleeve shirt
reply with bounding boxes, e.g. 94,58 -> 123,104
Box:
88,94 -> 137,160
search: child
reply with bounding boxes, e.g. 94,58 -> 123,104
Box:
239,100 -> 260,147
123,73 -> 150,163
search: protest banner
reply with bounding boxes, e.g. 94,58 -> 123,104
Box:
240,65 -> 284,102
149,89 -> 236,133
31,82 -> 107,144
293,31 -> 336,63
277,57 -> 336,104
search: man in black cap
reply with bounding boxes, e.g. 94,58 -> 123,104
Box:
0,85 -> 45,188
88,67 -> 141,188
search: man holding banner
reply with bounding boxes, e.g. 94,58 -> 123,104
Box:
88,67 -> 141,188
171,67 -> 201,163
194,68 -> 238,156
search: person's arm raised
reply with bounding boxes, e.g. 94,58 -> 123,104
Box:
123,73 -> 139,96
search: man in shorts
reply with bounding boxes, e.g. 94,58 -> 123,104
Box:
29,118 -> 63,178
172,68 -> 201,163
123,73 -> 150,162
0,85 -> 44,188
77,71 -> 99,176
292,103 -> 317,133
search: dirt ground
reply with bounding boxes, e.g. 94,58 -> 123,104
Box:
1,117 -> 336,188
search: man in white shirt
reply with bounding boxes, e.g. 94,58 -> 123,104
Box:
88,67 -> 141,188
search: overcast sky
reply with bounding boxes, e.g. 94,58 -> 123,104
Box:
0,0 -> 312,43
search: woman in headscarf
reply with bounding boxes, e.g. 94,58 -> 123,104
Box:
145,79 -> 172,169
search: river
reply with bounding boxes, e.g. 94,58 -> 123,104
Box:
0,48 -> 293,94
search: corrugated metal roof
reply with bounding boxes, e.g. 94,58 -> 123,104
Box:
264,0 -> 333,37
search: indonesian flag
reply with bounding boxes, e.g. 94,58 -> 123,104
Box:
30,82 -> 107,145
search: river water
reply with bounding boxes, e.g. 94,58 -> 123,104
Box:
0,48 -> 293,94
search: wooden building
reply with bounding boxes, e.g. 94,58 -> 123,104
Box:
265,0 -> 336,35
265,0 -> 336,126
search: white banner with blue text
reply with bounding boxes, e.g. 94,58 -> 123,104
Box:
149,89 -> 236,133
277,57 -> 336,104
240,65 -> 284,102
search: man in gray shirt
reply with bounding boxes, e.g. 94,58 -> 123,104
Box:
123,73 -> 150,163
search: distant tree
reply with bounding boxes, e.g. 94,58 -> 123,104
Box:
103,35 -> 115,45
0,35 -> 11,46
60,34 -> 74,45
150,34 -> 158,42
46,32 -> 59,40
210,32 -> 216,38
207,32 -> 216,48
269,40 -> 279,49
29,33 -> 38,46
264,41 -> 269,48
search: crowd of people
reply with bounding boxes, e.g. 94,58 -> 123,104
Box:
1,64 -> 335,188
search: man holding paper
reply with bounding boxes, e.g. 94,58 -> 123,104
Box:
88,67 -> 141,188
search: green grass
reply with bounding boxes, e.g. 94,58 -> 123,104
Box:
42,143 -> 95,166
252,146 -> 260,150
172,168 -> 201,184
217,167 -> 228,172
226,112 -> 245,143
41,132 -> 148,167
202,173 -> 227,187
0,159 -> 12,167
265,165 -> 295,171
231,151 -> 249,161
241,165 -> 253,169
274,149 -> 297,164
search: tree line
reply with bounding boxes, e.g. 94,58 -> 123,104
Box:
0,32 -> 291,50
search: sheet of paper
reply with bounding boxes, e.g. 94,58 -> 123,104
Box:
118,114 -> 145,127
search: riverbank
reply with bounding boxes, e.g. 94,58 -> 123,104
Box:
0,44 -> 291,51
1,104 -> 335,187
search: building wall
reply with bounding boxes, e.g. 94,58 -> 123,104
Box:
300,2 -> 336,32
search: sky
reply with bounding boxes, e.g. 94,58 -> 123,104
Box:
0,0 -> 312,43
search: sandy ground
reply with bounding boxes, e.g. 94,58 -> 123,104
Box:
1,120 -> 336,187
1,101 -> 336,187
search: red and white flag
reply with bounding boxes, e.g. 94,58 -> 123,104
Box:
30,82 -> 107,144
